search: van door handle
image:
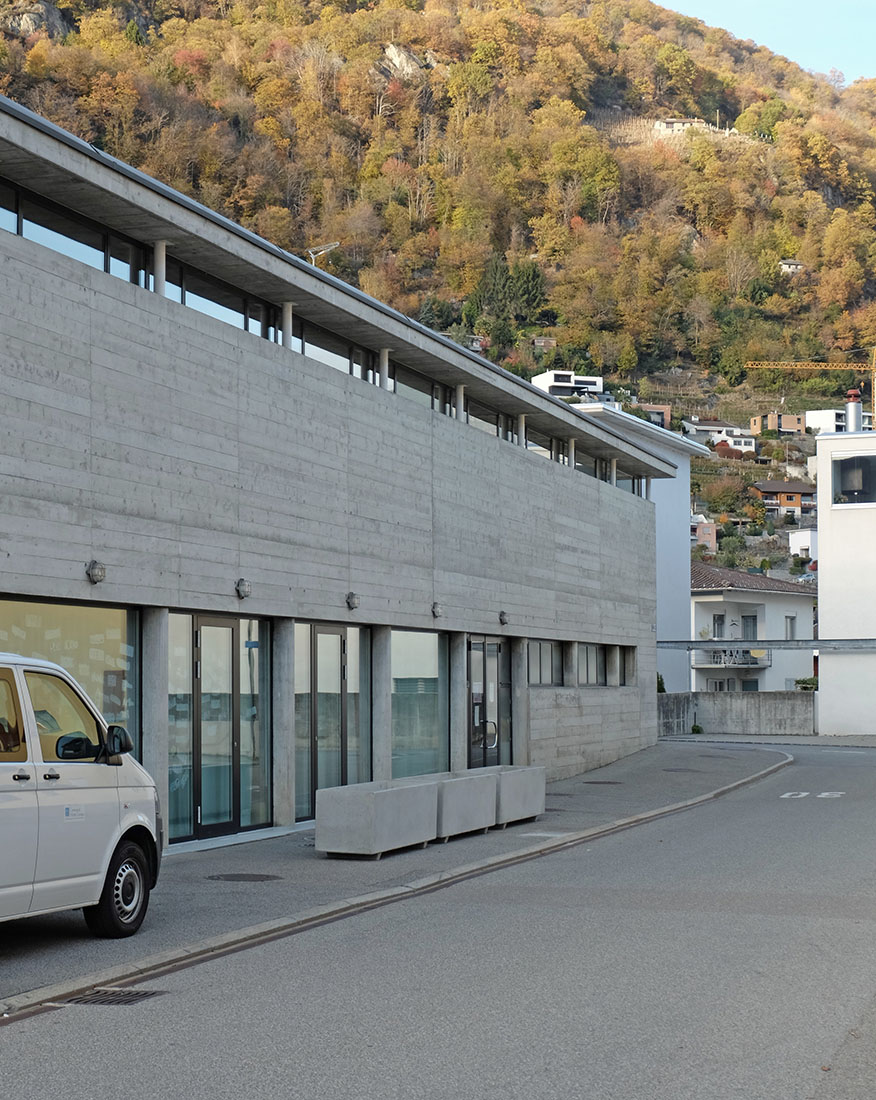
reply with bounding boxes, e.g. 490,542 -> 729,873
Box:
12,771 -> 31,781
43,770 -> 61,781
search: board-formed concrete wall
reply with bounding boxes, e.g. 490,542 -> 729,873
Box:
658,692 -> 816,738
0,228 -> 659,774
530,683 -> 657,778
0,231 -> 655,643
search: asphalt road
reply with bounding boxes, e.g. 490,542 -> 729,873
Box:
4,745 -> 876,1099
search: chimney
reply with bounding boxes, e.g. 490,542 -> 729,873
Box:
846,389 -> 863,432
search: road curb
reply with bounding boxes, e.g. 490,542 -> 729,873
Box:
0,748 -> 792,1021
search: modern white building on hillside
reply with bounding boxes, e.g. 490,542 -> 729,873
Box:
681,417 -> 757,453
578,406 -> 710,693
531,370 -> 603,398
690,564 -> 816,692
815,411 -> 876,733
806,408 -> 873,433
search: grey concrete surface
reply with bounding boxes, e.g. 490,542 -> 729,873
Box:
0,741 -> 788,1013
4,745 -> 876,1099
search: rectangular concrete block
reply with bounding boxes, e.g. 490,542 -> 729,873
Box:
481,765 -> 546,824
315,780 -> 438,857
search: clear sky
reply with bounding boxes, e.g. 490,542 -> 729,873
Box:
669,0 -> 875,83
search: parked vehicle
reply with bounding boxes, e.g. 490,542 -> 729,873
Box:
0,654 -> 162,937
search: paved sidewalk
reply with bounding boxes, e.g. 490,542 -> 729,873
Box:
1,739 -> 796,1017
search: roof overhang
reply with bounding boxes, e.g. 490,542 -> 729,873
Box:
0,94 -> 676,480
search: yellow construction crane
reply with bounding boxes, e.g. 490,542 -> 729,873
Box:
744,350 -> 876,422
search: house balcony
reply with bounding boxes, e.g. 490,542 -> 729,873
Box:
691,648 -> 772,669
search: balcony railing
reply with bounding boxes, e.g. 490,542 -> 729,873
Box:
691,648 -> 772,669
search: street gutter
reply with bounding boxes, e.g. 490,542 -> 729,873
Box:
0,748 -> 792,1023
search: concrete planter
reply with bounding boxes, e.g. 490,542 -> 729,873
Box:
481,765 -> 546,825
435,771 -> 498,839
315,779 -> 438,858
392,771 -> 498,839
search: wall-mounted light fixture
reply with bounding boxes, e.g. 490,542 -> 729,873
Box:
498,610 -> 509,626
346,591 -> 360,610
432,602 -> 443,618
235,578 -> 252,600
85,560 -> 106,585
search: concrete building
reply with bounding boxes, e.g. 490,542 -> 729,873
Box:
0,95 -> 679,846
572,406 -> 709,693
690,564 -> 816,692
815,402 -> 876,734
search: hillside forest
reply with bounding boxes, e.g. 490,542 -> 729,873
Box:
3,0 -> 876,399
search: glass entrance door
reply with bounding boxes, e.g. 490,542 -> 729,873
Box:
196,618 -> 238,838
469,636 -> 512,768
294,623 -> 371,820
168,613 -> 271,842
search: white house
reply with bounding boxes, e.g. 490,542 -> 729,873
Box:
681,417 -> 757,453
581,406 -> 711,692
788,529 -> 818,561
806,408 -> 873,433
531,370 -> 604,398
690,563 -> 816,692
815,418 -> 876,734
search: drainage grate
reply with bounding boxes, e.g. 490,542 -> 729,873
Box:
63,988 -> 165,1006
663,767 -> 701,773
583,780 -> 622,785
207,873 -> 283,882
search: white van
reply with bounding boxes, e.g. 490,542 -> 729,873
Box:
0,654 -> 162,937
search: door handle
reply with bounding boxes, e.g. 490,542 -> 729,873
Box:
43,770 -> 61,781
12,771 -> 31,781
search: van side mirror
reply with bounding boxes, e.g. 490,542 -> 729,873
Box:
106,725 -> 134,757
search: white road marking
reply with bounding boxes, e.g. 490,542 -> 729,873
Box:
780,791 -> 846,799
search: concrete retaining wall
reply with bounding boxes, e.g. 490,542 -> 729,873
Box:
658,692 -> 816,738
530,686 -> 657,779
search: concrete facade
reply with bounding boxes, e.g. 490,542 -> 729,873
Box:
815,432 -> 876,734
0,95 -> 678,842
657,692 -> 816,738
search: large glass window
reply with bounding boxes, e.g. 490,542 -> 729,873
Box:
0,181 -> 16,234
305,324 -> 351,374
468,400 -> 500,436
346,628 -> 371,785
294,622 -> 312,819
21,198 -> 105,271
184,269 -> 246,330
168,613 -> 194,839
240,619 -> 271,828
391,630 -> 449,778
109,236 -> 146,285
0,599 -> 139,748
526,428 -> 553,459
394,364 -> 435,408
833,455 -> 876,504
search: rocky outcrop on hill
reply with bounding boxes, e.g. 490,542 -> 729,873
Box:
0,1 -> 73,39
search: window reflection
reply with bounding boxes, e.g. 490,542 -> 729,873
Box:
0,599 -> 139,747
0,182 -> 15,233
240,619 -> 271,827
391,630 -> 449,778
21,199 -> 105,271
184,270 -> 246,330
168,613 -> 193,839
305,324 -> 350,373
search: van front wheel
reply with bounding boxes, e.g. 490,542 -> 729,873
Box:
83,841 -> 151,938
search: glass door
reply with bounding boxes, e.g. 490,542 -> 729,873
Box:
294,624 -> 371,820
315,628 -> 345,792
469,636 -> 512,768
195,618 -> 239,838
